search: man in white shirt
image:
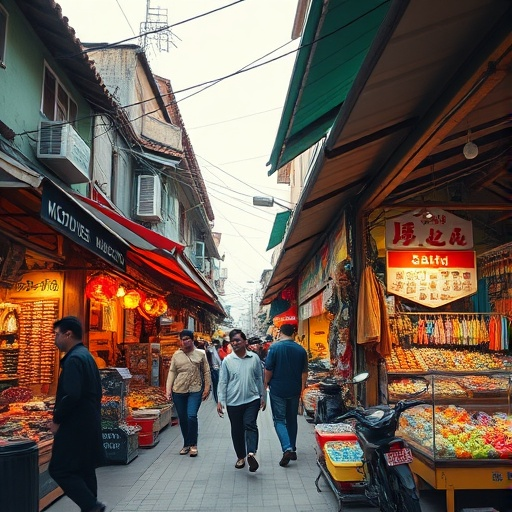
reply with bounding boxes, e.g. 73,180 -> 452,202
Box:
217,329 -> 266,472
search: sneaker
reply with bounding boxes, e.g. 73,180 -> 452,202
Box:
247,453 -> 259,472
279,450 -> 293,467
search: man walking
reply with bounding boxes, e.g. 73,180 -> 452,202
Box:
49,316 -> 106,512
264,323 -> 308,467
217,329 -> 266,472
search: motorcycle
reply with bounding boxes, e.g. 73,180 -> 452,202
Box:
336,398 -> 425,512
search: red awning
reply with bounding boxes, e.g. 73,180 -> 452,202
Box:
74,194 -> 224,312
77,195 -> 185,254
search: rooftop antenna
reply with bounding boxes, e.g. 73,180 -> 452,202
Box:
139,1 -> 176,55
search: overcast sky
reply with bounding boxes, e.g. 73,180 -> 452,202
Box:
56,0 -> 299,321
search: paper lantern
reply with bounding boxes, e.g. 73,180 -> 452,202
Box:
122,289 -> 144,309
85,275 -> 118,302
142,297 -> 168,317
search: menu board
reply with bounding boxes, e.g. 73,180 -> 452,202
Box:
386,250 -> 477,308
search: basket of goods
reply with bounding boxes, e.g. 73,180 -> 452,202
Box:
315,423 -> 356,451
324,440 -> 365,482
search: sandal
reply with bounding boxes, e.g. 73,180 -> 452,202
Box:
235,458 -> 245,469
179,446 -> 190,455
189,446 -> 198,457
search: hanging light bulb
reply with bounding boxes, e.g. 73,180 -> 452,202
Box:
463,129 -> 478,160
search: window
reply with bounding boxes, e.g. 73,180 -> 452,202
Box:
41,64 -> 77,122
0,5 -> 7,68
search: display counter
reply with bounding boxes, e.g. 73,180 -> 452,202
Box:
392,370 -> 512,512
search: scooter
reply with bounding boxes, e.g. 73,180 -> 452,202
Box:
336,398 -> 425,512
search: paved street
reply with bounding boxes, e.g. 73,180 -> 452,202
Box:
44,397 -> 511,512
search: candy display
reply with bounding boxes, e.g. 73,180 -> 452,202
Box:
324,440 -> 365,482
126,385 -> 169,410
399,404 -> 512,460
386,346 -> 509,373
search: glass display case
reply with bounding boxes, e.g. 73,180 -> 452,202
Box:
395,371 -> 512,461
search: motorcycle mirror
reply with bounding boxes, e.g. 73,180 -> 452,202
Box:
351,372 -> 369,384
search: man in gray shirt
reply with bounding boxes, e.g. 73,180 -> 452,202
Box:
217,329 -> 266,472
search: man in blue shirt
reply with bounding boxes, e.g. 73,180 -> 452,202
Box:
217,329 -> 266,472
264,323 -> 308,467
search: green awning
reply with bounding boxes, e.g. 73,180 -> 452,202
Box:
267,0 -> 391,175
266,210 -> 292,250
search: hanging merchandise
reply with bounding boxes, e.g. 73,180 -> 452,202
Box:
86,275 -> 119,302
141,297 -> 168,317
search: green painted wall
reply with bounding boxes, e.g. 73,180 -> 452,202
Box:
0,0 -> 92,165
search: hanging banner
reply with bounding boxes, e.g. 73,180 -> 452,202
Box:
386,250 -> 477,308
386,209 -> 473,250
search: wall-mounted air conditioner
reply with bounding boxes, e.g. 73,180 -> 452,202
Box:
136,174 -> 162,221
37,121 -> 90,184
193,241 -> 205,271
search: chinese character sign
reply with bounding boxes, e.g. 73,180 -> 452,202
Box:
385,209 -> 473,250
386,251 -> 477,308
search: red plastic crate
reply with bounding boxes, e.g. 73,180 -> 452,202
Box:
315,430 -> 357,451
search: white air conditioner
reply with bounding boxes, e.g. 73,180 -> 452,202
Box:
37,121 -> 90,184
136,174 -> 162,221
193,241 -> 205,271
220,267 -> 228,279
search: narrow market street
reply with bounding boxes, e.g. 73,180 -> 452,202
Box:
44,397 -> 511,512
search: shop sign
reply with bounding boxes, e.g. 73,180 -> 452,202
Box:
385,209 -> 473,250
386,250 -> 477,308
42,182 -> 127,271
9,272 -> 63,299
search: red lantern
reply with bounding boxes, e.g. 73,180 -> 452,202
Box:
122,289 -> 145,309
142,297 -> 168,317
85,275 -> 118,302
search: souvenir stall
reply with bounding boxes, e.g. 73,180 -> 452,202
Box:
359,208 -> 512,512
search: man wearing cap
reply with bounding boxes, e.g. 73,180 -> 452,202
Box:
264,323 -> 308,467
49,316 -> 106,512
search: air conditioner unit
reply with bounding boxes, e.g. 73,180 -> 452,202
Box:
37,121 -> 90,184
220,267 -> 228,279
136,174 -> 162,221
193,241 -> 205,271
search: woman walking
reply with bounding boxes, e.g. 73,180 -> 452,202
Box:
166,329 -> 211,457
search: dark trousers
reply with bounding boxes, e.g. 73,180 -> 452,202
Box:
210,368 -> 219,402
49,464 -> 98,512
226,398 -> 260,459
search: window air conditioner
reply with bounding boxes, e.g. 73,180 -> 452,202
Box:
36,121 -> 90,184
136,174 -> 162,221
193,241 -> 205,271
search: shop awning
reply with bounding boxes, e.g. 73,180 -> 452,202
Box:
76,195 -> 185,254
73,194 -> 225,313
267,0 -> 390,175
266,210 -> 292,251
0,150 -> 43,188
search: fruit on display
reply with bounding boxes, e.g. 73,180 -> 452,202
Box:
399,404 -> 512,459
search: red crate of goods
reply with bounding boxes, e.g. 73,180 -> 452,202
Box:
314,423 -> 356,451
126,414 -> 159,447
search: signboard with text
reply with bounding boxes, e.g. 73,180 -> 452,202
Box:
41,182 -> 127,271
386,250 -> 477,308
385,209 -> 473,250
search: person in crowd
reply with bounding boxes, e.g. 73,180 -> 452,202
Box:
165,329 -> 211,457
217,329 -> 266,472
264,323 -> 308,467
205,339 -> 222,403
49,316 -> 106,512
261,334 -> 273,360
217,338 -> 232,360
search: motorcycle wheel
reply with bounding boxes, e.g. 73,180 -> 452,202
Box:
375,464 -> 422,512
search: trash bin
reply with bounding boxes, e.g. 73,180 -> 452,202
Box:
0,437 -> 39,512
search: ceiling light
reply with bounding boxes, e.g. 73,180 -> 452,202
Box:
463,129 -> 478,159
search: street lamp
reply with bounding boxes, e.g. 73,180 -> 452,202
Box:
252,196 -> 292,211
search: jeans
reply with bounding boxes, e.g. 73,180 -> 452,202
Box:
172,391 -> 202,447
210,368 -> 219,403
226,398 -> 260,459
269,393 -> 300,453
